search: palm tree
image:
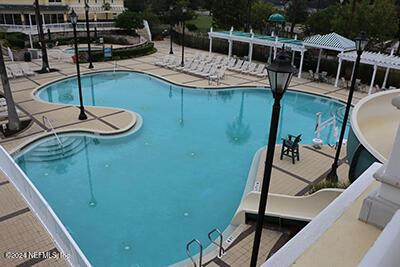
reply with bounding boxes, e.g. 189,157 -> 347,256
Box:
34,0 -> 50,72
102,2 -> 111,21
0,43 -> 20,131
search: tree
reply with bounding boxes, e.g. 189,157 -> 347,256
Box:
250,0 -> 277,33
102,2 -> 111,20
304,5 -> 337,35
285,0 -> 308,34
0,43 -> 20,131
211,0 -> 247,29
332,0 -> 398,48
115,11 -> 144,33
34,0 -> 50,72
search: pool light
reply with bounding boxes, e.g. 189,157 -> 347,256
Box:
250,50 -> 294,267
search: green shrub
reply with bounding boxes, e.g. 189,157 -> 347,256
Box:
90,42 -> 156,62
186,23 -> 198,32
309,180 -> 349,194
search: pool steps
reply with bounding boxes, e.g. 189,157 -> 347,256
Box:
23,137 -> 89,162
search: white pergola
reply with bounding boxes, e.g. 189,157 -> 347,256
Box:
337,49 -> 400,94
304,32 -> 355,78
208,27 -> 307,78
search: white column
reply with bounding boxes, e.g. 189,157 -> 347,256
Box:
316,48 -> 323,74
298,51 -> 304,78
268,46 -> 272,64
369,65 -> 378,95
350,61 -> 356,82
273,36 -> 278,59
334,57 -> 342,87
382,68 -> 390,89
228,40 -> 233,58
291,50 -> 295,65
209,37 -> 212,53
28,14 -> 33,48
248,42 -> 253,62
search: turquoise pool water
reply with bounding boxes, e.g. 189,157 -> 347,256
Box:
16,72 -> 346,266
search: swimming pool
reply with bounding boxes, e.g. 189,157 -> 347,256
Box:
16,72 -> 346,266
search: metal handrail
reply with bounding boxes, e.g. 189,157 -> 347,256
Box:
208,228 -> 225,258
186,239 -> 203,267
42,116 -> 64,155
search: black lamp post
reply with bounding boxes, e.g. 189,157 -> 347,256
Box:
85,1 -> 94,69
250,50 -> 295,267
326,31 -> 368,182
180,7 -> 187,67
70,9 -> 88,121
169,5 -> 174,55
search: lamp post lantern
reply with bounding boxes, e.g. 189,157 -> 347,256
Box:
250,50 -> 295,267
327,31 -> 368,182
169,5 -> 174,55
85,1 -> 94,69
70,9 -> 88,121
180,7 -> 187,67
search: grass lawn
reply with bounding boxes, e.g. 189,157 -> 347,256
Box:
188,14 -> 212,33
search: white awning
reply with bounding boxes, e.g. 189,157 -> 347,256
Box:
208,31 -> 307,52
304,32 -> 355,52
338,51 -> 400,70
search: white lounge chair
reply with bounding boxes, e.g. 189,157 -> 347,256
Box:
256,69 -> 268,78
183,61 -> 199,73
226,58 -> 236,68
188,63 -> 205,75
233,61 -> 248,72
242,62 -> 257,74
200,65 -> 217,78
166,58 -> 181,69
193,64 -> 212,76
209,66 -> 226,85
176,58 -> 194,71
20,63 -> 35,76
8,64 -> 24,78
5,67 -> 13,79
229,59 -> 243,71
219,57 -> 229,67
155,55 -> 173,67
213,56 -> 223,66
250,64 -> 265,76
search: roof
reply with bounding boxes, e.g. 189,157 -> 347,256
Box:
338,50 -> 400,70
0,4 -> 68,13
268,13 -> 286,23
208,31 -> 306,52
304,32 -> 355,52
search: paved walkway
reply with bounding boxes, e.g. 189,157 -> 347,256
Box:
0,40 -> 364,266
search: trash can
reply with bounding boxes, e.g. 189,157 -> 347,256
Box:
24,51 -> 32,62
72,55 -> 77,64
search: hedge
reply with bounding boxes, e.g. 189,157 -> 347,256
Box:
89,42 -> 156,62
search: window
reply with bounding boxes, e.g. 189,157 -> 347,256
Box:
57,14 -> 64,23
4,14 -> 13,24
13,14 -> 22,25
0,14 -> 5,24
44,14 -> 51,24
49,0 -> 62,2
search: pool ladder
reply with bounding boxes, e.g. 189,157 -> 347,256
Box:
42,115 -> 64,155
186,228 -> 225,267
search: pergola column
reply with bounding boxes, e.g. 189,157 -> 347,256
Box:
209,37 -> 212,54
228,40 -> 233,58
248,42 -> 253,62
291,50 -> 295,65
382,68 -> 390,89
298,50 -> 304,78
334,57 -> 343,87
273,36 -> 278,59
316,48 -> 323,74
369,65 -> 378,95
268,46 -> 272,64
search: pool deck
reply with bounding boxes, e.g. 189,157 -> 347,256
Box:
0,40 -> 365,266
